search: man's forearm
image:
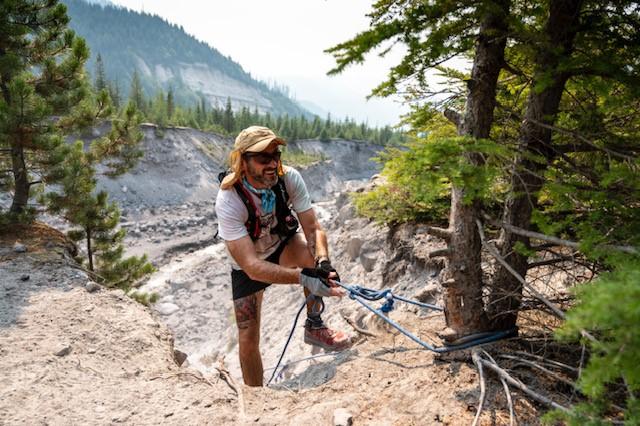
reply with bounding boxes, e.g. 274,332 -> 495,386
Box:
313,229 -> 329,262
244,259 -> 301,284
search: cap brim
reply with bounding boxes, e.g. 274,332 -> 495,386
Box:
245,137 -> 286,152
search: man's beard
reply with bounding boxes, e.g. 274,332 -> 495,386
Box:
245,161 -> 278,188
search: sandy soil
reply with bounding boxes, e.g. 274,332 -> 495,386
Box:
0,225 -> 238,425
0,244 -> 544,425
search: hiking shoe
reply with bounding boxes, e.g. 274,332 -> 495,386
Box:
304,326 -> 351,351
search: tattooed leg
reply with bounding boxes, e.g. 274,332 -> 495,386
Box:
234,291 -> 264,386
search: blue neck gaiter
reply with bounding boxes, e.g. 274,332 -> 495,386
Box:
243,178 -> 276,214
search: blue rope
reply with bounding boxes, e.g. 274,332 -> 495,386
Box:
267,299 -> 306,386
267,294 -> 324,386
337,281 -> 517,353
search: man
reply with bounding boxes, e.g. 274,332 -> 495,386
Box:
215,125 -> 351,386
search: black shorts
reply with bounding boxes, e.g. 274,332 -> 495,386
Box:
231,240 -> 289,300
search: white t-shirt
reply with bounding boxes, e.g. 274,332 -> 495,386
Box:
215,166 -> 312,269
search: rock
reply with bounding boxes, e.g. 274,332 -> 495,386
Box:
85,281 -> 101,293
121,186 -> 128,193
159,295 -> 175,304
360,253 -> 377,272
20,274 -> 30,281
173,349 -> 188,366
13,242 -> 27,253
54,344 -> 72,357
333,408 -> 353,426
156,302 -> 180,316
346,238 -> 363,261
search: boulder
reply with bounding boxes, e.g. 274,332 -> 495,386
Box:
13,242 -> 27,253
360,253 -> 377,272
155,302 -> 180,316
346,238 -> 363,261
85,281 -> 101,293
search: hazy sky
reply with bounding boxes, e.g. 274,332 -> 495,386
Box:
108,0 -> 408,126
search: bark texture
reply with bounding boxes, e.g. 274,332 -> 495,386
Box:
443,0 -> 510,338
488,0 -> 584,330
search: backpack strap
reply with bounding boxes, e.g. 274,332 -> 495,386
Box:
271,178 -> 298,238
232,181 -> 261,241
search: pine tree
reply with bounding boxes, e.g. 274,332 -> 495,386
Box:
94,53 -> 107,92
150,90 -> 167,127
166,85 -> 175,121
47,103 -> 152,288
108,79 -> 121,110
129,70 -> 145,114
0,0 -> 90,217
222,97 -> 234,133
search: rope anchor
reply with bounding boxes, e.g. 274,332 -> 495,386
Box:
267,281 -> 517,386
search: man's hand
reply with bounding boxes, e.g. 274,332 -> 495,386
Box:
300,267 -> 345,297
316,259 -> 341,283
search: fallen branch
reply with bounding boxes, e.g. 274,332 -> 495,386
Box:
513,351 -> 578,373
482,350 -> 516,426
423,225 -> 452,241
215,357 -> 238,396
341,313 -> 377,338
479,357 -> 570,412
471,349 -> 487,426
217,356 -> 245,421
499,354 -> 576,388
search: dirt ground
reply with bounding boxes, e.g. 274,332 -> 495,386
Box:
0,221 -> 572,425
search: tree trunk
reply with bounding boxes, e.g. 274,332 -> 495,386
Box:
87,229 -> 94,272
488,0 -> 584,330
442,0 -> 510,340
9,142 -> 29,214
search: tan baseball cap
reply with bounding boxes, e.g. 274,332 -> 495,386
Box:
234,126 -> 286,153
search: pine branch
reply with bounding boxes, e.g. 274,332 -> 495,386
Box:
492,220 -> 638,255
443,108 -> 462,128
475,219 -> 567,320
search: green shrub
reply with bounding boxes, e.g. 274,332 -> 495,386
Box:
545,259 -> 640,425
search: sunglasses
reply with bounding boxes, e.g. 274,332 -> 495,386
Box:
244,150 -> 282,165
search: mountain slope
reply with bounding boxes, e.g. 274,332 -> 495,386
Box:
63,0 -> 310,116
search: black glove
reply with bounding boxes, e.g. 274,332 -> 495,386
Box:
300,267 -> 333,297
317,259 -> 341,283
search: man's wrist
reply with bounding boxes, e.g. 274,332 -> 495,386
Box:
315,256 -> 329,265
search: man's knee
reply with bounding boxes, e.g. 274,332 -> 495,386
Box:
234,293 -> 259,326
234,293 -> 261,347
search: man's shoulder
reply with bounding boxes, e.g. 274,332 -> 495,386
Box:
215,185 -> 244,211
282,166 -> 304,183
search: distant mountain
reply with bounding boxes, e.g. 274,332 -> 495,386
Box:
63,0 -> 310,117
82,0 -> 112,6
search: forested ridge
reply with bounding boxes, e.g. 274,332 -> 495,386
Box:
62,0 -> 309,116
